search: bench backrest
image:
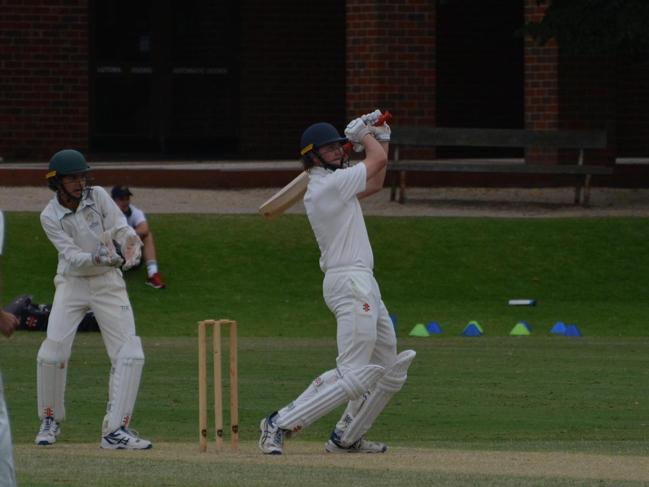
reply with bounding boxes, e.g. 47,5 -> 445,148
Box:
391,127 -> 607,149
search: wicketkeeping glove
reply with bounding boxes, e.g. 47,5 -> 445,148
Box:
121,233 -> 143,271
92,241 -> 123,267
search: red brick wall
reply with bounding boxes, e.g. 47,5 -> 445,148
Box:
346,0 -> 436,126
524,0 -> 559,163
238,0 -> 346,158
524,0 -> 614,165
0,1 -> 89,161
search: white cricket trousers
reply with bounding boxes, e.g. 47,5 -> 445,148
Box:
323,267 -> 397,374
0,374 -> 17,487
274,267 -> 397,432
47,269 -> 137,361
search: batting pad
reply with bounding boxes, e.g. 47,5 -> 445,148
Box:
276,364 -> 384,433
339,349 -> 416,446
104,336 -> 144,433
37,338 -> 70,421
287,369 -> 339,409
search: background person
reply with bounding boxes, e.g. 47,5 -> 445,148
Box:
111,185 -> 166,289
36,149 -> 152,450
258,111 -> 416,455
0,210 -> 19,487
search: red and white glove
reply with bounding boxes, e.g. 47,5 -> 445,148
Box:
361,109 -> 383,126
370,123 -> 391,142
344,117 -> 372,144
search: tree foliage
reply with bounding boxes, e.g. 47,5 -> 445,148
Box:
522,0 -> 649,60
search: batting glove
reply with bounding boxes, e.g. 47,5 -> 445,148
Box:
361,109 -> 383,126
0,310 -> 19,338
344,117 -> 371,144
370,122 -> 391,142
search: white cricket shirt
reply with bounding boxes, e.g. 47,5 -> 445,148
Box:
40,186 -> 135,277
125,204 -> 146,229
304,163 -> 373,273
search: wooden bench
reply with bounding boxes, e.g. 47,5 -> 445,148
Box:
388,127 -> 612,206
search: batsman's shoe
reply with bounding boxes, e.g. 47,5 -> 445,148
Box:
146,272 -> 166,289
35,416 -> 60,446
258,412 -> 285,455
101,427 -> 152,450
325,433 -> 387,454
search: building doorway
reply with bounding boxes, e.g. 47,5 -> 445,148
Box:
90,0 -> 239,157
436,0 -> 524,157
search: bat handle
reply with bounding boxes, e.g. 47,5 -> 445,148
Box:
375,110 -> 392,126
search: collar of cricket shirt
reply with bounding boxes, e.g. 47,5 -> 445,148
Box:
52,188 -> 97,220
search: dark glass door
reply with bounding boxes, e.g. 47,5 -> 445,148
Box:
436,0 -> 524,157
90,0 -> 239,157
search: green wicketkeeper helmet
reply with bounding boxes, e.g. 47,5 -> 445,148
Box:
46,149 -> 90,180
46,149 -> 92,191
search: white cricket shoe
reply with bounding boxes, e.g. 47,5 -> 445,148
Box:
258,413 -> 285,455
35,416 -> 60,446
101,427 -> 152,450
325,435 -> 387,453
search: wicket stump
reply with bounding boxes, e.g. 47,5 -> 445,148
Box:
198,319 -> 239,452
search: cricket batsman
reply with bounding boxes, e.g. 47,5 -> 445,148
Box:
35,149 -> 151,450
258,111 -> 416,454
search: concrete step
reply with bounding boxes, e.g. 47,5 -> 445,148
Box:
0,160 -> 302,188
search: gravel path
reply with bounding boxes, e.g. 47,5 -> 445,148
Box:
2,185 -> 649,217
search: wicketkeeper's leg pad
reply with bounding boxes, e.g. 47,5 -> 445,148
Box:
103,336 -> 145,434
338,349 -> 416,447
275,364 -> 384,434
37,338 -> 70,421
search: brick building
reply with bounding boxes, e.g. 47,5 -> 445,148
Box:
1,0 -> 648,178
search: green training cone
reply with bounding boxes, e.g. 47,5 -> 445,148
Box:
510,322 -> 531,336
409,323 -> 430,337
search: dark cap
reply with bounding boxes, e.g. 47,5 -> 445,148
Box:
111,185 -> 133,199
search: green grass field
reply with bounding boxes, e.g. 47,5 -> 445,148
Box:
1,213 -> 649,486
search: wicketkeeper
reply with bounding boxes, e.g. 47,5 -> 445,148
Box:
35,149 -> 151,450
259,111 -> 416,454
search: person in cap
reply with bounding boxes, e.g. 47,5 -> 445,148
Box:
258,111 -> 415,455
111,185 -> 166,289
36,149 -> 152,450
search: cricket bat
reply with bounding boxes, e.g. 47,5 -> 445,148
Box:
258,171 -> 309,220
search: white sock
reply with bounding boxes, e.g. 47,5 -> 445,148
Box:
146,260 -> 158,277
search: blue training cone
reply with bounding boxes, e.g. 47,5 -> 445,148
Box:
462,323 -> 482,337
390,314 -> 398,331
426,321 -> 442,335
466,320 -> 484,333
564,324 -> 582,337
550,321 -> 567,334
